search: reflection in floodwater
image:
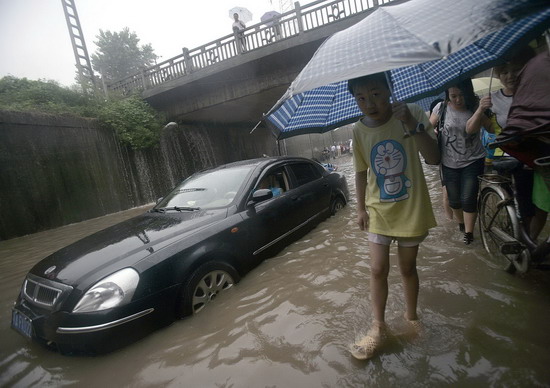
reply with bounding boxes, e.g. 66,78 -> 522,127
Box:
1,154 -> 550,387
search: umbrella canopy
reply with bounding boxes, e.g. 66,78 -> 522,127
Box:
229,6 -> 253,24
285,0 -> 550,96
261,10 -> 281,26
472,77 -> 503,96
265,0 -> 550,139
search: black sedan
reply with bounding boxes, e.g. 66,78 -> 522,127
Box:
12,156 -> 348,355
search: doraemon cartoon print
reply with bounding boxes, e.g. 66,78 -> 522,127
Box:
370,140 -> 411,202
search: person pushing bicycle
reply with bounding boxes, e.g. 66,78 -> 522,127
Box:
493,49 -> 550,261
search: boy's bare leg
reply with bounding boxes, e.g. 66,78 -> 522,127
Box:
397,245 -> 419,321
368,242 -> 391,324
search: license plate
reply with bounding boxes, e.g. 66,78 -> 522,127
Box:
11,309 -> 33,339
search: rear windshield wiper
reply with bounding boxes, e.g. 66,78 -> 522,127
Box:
151,206 -> 201,213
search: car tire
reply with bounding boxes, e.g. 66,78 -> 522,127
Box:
330,196 -> 345,216
177,261 -> 240,318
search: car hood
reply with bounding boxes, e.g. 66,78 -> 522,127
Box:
30,208 -> 228,285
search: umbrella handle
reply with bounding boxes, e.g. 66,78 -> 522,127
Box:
384,72 -> 411,138
384,72 -> 395,100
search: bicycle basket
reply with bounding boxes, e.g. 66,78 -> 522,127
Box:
478,173 -> 512,186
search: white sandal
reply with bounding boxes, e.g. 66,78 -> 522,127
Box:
350,324 -> 386,360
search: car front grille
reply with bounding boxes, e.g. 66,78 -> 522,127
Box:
21,274 -> 73,311
24,278 -> 61,306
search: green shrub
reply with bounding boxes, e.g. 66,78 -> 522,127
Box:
0,76 -> 89,114
97,95 -> 164,149
0,76 -> 164,149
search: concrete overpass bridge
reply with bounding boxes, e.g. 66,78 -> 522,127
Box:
107,0 -> 401,128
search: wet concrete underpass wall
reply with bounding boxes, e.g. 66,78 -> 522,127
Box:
0,110 -> 278,241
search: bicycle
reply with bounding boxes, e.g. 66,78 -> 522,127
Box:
477,136 -> 550,274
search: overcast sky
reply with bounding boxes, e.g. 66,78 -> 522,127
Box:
0,0 -> 314,87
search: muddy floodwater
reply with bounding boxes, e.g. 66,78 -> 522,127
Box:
1,154 -> 550,387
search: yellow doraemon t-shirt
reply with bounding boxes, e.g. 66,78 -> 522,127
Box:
352,103 -> 437,237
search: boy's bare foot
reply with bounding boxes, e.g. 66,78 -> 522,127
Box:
404,313 -> 422,337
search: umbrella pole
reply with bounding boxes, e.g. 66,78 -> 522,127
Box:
488,68 -> 494,93
384,72 -> 410,138
250,120 -> 262,134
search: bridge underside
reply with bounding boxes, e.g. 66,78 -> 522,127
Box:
144,39 -> 324,128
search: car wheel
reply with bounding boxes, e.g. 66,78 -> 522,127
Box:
330,196 -> 345,215
177,261 -> 240,317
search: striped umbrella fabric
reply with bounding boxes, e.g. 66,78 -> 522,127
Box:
390,8 -> 550,102
265,1 -> 550,140
266,82 -> 362,139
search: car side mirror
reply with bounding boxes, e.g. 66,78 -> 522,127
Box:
249,189 -> 273,205
156,197 -> 164,204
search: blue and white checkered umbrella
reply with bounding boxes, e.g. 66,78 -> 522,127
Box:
265,0 -> 550,139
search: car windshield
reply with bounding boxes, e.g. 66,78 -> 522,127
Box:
156,165 -> 255,210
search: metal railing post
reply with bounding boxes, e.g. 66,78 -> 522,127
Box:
140,67 -> 149,90
295,2 -> 304,34
182,47 -> 194,74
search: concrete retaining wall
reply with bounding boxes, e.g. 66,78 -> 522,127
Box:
0,111 -> 277,240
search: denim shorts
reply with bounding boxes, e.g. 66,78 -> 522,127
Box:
368,232 -> 428,247
442,158 -> 485,213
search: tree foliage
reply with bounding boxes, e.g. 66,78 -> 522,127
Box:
91,27 -> 157,82
0,76 -> 164,149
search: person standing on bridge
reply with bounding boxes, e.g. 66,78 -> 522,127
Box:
232,13 -> 247,51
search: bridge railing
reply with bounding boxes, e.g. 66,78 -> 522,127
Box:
107,0 -> 395,95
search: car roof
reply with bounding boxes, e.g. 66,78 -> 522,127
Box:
204,156 -> 317,172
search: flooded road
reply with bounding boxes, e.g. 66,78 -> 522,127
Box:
1,154 -> 550,387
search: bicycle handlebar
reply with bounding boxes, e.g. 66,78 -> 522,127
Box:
487,130 -> 550,150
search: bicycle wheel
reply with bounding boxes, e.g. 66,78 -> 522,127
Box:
478,186 -> 521,273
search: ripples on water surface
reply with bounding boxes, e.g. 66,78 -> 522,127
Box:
1,155 -> 550,387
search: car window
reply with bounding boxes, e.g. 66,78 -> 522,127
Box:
255,167 -> 289,197
288,162 -> 322,187
158,165 -> 254,209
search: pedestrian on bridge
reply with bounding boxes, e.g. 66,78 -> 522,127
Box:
232,13 -> 247,51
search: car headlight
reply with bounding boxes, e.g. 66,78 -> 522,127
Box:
73,268 -> 139,313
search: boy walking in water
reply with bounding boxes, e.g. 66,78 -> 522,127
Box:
348,73 -> 440,360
